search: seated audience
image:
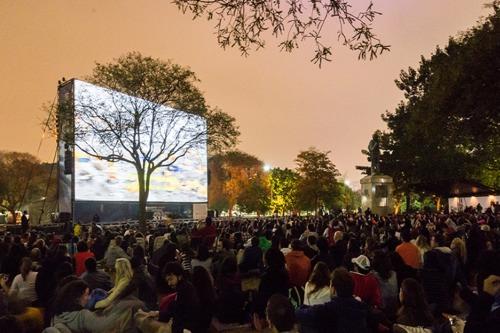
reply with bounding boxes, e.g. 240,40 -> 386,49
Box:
80,257 -> 113,291
296,267 -> 370,333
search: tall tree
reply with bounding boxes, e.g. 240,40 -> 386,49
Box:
295,147 -> 340,214
223,151 -> 264,215
237,177 -> 270,216
174,0 -> 390,66
269,167 -> 299,215
0,151 -> 44,222
58,52 -> 239,231
375,3 -> 500,193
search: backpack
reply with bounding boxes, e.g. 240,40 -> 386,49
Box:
289,286 -> 305,309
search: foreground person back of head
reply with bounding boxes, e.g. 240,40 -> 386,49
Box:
266,294 -> 297,333
295,267 -> 369,333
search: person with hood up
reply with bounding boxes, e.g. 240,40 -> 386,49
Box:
103,237 -> 130,271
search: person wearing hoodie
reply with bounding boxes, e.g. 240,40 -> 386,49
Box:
52,279 -> 128,333
80,257 -> 113,291
103,237 -> 130,271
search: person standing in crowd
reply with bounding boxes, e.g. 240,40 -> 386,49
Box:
21,211 -> 29,234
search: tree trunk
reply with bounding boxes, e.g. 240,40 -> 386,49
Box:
137,169 -> 148,233
405,192 -> 411,213
9,209 -> 16,224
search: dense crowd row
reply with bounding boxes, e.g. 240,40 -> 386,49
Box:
0,207 -> 499,333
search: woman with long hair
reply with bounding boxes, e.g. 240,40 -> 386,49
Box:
192,266 -> 216,331
372,250 -> 398,318
394,278 -> 434,333
0,257 -> 38,305
450,237 -> 467,267
415,235 -> 431,264
304,262 -> 331,306
94,257 -> 134,309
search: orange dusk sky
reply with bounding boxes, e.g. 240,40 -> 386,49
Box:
0,1 -> 490,187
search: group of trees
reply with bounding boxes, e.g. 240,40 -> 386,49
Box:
208,147 -> 358,216
0,151 -> 57,223
7,3 -> 497,222
368,3 -> 500,205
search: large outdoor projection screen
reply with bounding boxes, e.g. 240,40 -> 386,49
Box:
72,80 -> 208,203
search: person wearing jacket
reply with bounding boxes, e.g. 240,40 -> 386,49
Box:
239,236 -> 263,274
160,262 -> 203,333
285,239 -> 311,288
103,238 -> 130,271
253,248 -> 290,330
296,267 -> 370,333
80,257 -> 113,291
52,280 -> 128,333
465,274 -> 500,333
350,254 -> 382,309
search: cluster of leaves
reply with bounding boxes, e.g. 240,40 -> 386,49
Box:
174,0 -> 390,66
269,167 -> 299,215
376,3 -> 500,192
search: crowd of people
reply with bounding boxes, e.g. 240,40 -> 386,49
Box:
0,205 -> 499,333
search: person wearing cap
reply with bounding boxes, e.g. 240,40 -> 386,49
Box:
350,254 -> 382,308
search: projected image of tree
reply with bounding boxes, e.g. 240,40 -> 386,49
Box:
59,52 -> 239,230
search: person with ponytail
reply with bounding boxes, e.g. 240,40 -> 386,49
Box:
0,257 -> 38,305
